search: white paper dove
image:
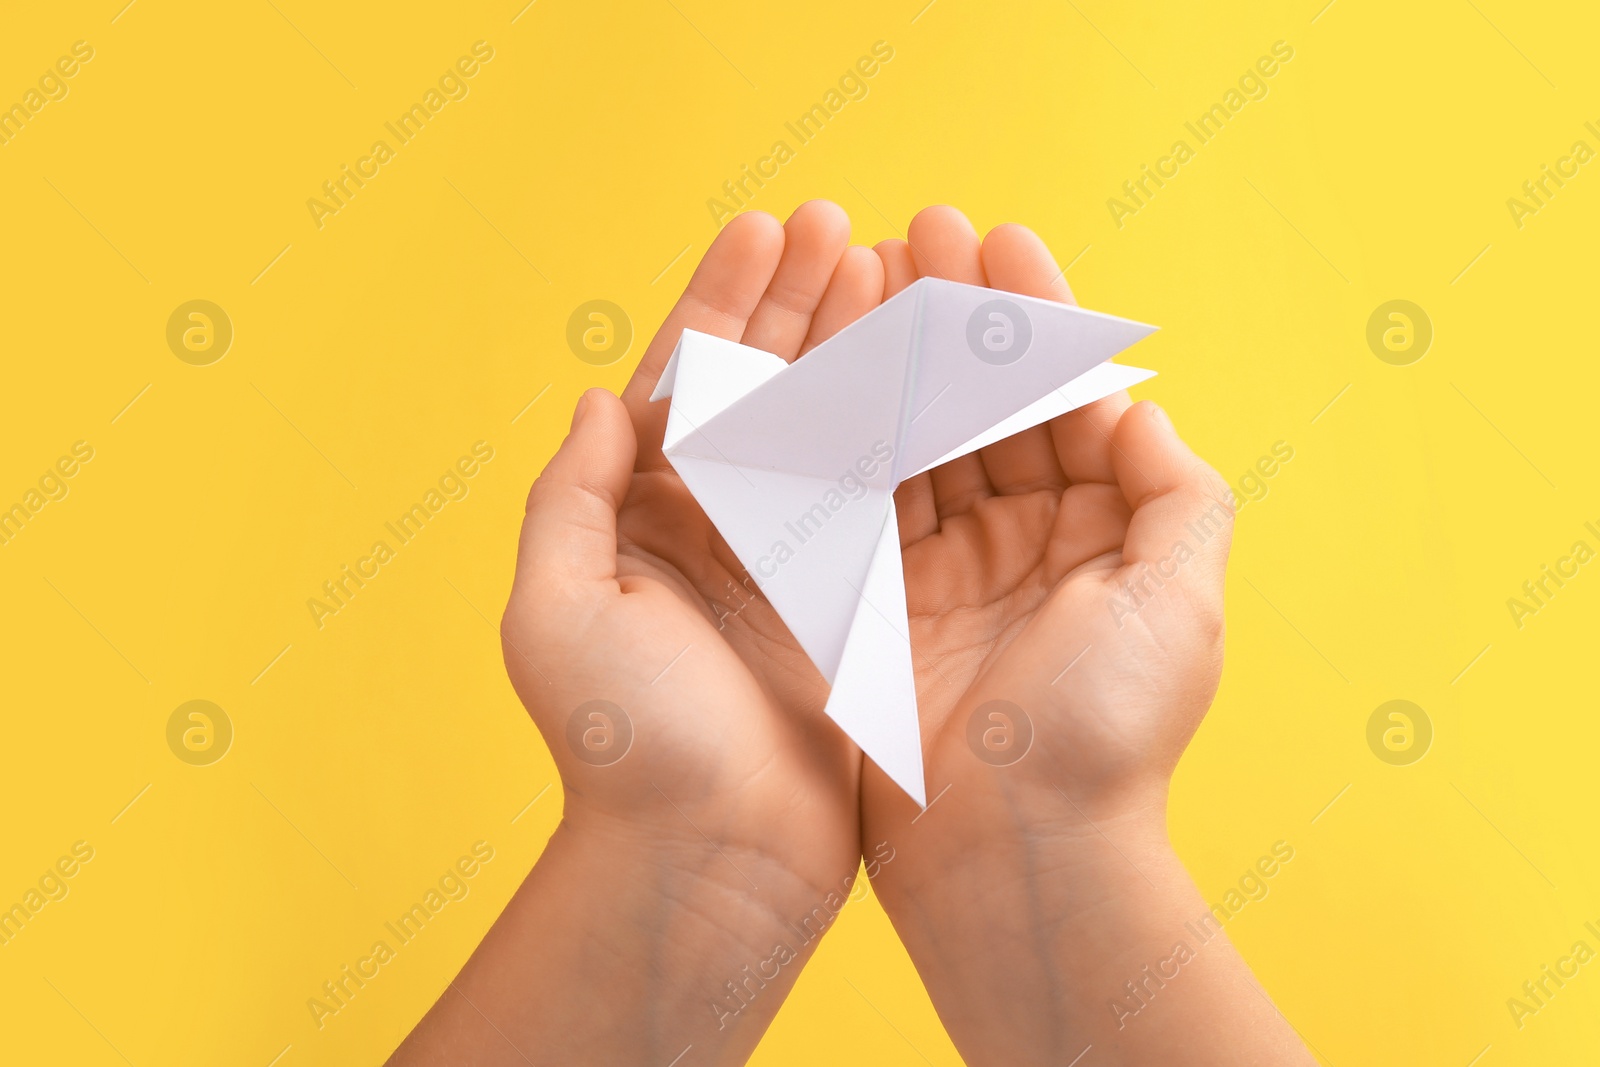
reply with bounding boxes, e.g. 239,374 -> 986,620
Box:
650,278 -> 1156,805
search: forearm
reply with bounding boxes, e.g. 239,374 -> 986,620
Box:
878,793 -> 1314,1066
388,815 -> 843,1067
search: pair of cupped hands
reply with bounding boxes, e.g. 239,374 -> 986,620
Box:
391,204 -> 1313,1067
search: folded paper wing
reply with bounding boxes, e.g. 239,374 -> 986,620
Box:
650,278 -> 1157,806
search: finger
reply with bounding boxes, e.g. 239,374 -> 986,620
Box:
972,224 -> 1072,494
1049,392 -> 1134,485
931,447 -> 995,522
906,206 -> 994,521
1110,401 -> 1233,610
906,204 -> 984,282
741,200 -> 852,361
969,224 -> 1136,487
875,238 -> 918,298
979,222 -> 1075,304
894,473 -> 938,547
511,389 -> 637,602
1044,482 -> 1132,584
621,211 -> 785,471
800,244 -> 884,356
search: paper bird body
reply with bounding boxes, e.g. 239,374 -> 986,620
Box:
650,278 -> 1156,805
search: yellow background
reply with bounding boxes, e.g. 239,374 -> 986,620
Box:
2,0 -> 1596,1063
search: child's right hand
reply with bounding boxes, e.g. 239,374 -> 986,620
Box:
501,203 -> 878,902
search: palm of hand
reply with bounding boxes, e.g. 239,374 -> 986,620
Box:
898,474 -> 1215,808
615,469 -> 830,722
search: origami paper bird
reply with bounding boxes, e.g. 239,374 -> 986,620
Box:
651,278 -> 1156,805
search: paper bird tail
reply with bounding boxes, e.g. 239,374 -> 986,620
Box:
821,499 -> 926,807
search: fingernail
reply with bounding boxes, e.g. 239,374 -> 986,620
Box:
572,391 -> 592,428
1149,402 -> 1173,431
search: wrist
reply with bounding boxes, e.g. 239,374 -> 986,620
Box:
542,809 -> 796,962
556,787 -> 857,914
448,818 -> 801,1066
877,787 -> 1180,930
867,778 -> 1196,1065
535,803 -> 864,1055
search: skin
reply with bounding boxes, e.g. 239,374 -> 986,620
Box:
390,202 -> 878,1067
388,202 -> 1316,1066
862,208 -> 1317,1066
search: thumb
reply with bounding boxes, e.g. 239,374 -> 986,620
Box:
1109,401 -> 1234,616
512,388 -> 637,598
